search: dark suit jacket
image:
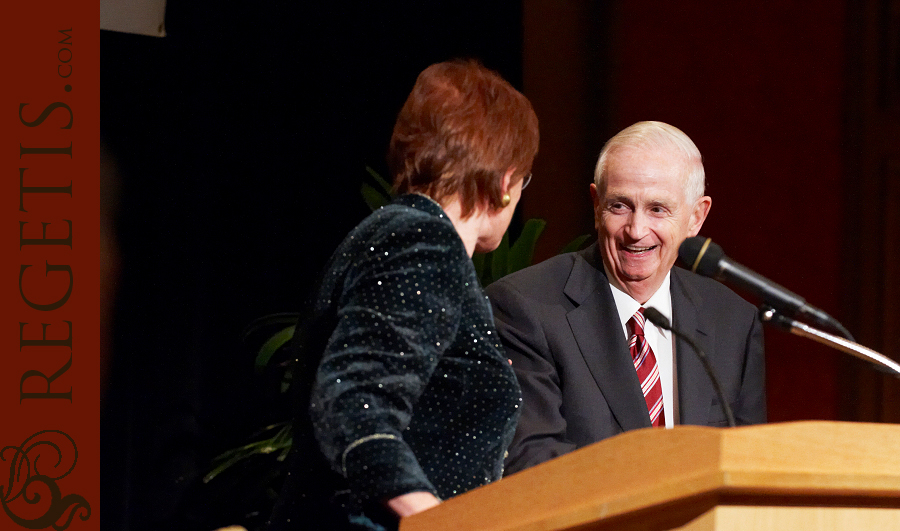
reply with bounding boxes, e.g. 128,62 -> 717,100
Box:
485,243 -> 766,475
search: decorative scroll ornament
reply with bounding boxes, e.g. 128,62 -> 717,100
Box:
1,430 -> 91,529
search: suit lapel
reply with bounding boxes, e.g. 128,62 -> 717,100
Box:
564,245 -> 651,432
671,268 -> 715,425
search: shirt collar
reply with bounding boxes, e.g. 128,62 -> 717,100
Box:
609,272 -> 672,339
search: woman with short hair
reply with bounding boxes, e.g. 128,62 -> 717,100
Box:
269,59 -> 539,531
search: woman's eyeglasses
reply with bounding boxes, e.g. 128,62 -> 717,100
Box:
521,173 -> 533,190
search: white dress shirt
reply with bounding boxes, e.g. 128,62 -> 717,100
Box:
608,272 -> 678,428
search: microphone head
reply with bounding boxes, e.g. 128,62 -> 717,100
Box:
642,307 -> 671,330
678,236 -> 724,277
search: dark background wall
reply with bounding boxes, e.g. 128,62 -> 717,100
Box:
101,2 -> 526,530
100,1 -> 899,530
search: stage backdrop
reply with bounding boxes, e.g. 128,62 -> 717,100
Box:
519,0 -> 884,423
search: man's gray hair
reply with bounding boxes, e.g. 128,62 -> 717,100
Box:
593,121 -> 705,203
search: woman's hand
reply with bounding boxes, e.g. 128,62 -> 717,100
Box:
386,491 -> 441,518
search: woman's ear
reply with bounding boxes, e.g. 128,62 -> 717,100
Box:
501,168 -> 514,194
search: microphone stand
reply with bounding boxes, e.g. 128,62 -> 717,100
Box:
759,306 -> 900,379
643,307 -> 736,427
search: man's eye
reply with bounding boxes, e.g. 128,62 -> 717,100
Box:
609,202 -> 627,212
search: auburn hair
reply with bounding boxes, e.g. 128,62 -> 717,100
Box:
388,60 -> 539,217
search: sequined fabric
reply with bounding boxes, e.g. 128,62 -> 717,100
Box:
268,194 -> 521,530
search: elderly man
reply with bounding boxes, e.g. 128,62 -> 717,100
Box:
486,121 -> 766,475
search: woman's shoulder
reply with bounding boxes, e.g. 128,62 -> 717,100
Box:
357,194 -> 462,251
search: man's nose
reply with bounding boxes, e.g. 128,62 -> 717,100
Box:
624,212 -> 650,240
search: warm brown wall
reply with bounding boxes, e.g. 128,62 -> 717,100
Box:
841,0 -> 900,423
522,1 -> 851,422
521,1 -> 607,259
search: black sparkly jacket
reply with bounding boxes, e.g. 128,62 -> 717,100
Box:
270,194 -> 521,531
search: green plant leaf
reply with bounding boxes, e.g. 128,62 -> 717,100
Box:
560,234 -> 592,255
489,232 -> 510,285
206,443 -> 279,483
241,312 -> 300,342
361,182 -> 391,211
471,253 -> 486,284
365,166 -> 394,197
205,424 -> 294,483
361,166 -> 394,211
247,421 -> 291,439
255,325 -> 296,373
204,454 -> 251,484
507,219 -> 546,275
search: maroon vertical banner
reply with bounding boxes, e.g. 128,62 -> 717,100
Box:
0,0 -> 99,529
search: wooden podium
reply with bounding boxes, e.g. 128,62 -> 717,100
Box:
400,421 -> 900,530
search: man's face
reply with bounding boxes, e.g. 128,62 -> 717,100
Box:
591,147 -> 711,302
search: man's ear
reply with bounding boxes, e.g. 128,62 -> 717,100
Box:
688,196 -> 712,236
590,183 -> 602,232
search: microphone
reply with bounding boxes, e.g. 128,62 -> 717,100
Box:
643,307 -> 736,428
678,236 -> 852,340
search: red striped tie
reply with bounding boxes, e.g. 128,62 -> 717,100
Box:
629,308 -> 665,427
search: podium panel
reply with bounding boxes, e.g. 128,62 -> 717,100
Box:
679,506 -> 900,531
400,421 -> 900,531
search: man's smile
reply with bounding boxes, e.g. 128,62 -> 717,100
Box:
621,244 -> 658,255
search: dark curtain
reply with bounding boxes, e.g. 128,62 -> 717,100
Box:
101,2 -> 523,530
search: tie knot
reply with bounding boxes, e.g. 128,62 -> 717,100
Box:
629,308 -> 646,337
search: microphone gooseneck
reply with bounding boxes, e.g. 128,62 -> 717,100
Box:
678,236 -> 897,382
643,306 -> 736,428
678,236 -> 854,341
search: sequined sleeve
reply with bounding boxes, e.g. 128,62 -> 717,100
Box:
309,210 -> 466,507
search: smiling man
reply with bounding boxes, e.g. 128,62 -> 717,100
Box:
485,121 -> 766,475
